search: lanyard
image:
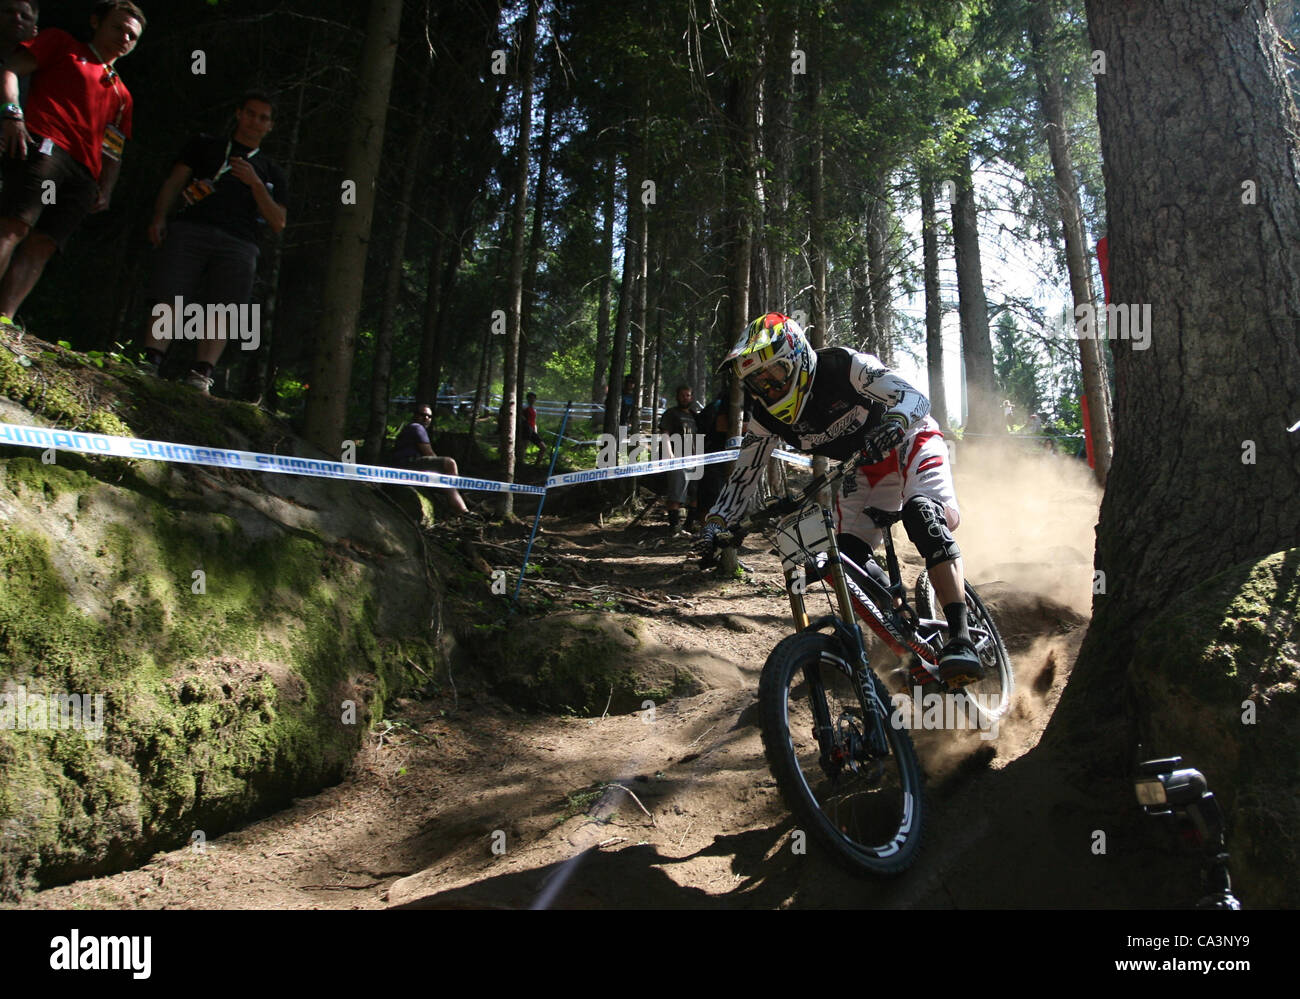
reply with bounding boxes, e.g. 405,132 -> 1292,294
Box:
213,139 -> 259,183
87,42 -> 125,127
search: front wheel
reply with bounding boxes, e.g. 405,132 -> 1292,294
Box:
758,632 -> 925,875
915,575 -> 1015,724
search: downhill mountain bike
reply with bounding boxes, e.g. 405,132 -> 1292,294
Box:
714,451 -> 1013,875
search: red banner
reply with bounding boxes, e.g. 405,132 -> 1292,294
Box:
1097,235 -> 1110,304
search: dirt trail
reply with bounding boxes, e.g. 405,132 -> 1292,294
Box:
21,442 -> 1184,910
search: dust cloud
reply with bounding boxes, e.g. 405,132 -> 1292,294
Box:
949,437 -> 1101,617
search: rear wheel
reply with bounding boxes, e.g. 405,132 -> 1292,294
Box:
758,631 -> 925,875
914,574 -> 1014,724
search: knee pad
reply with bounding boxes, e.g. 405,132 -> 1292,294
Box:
902,496 -> 960,568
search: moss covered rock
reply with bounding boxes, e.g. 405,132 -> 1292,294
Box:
0,382 -> 440,898
1130,547 -> 1300,907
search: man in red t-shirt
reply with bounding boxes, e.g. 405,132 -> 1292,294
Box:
516,391 -> 549,464
0,1 -> 144,326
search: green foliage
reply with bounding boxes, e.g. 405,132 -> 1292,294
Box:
993,313 -> 1044,417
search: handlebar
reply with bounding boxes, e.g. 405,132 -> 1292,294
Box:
706,445 -> 889,552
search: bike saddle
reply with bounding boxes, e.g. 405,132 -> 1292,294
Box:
863,506 -> 903,527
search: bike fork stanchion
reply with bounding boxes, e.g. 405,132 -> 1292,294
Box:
509,401 -> 572,613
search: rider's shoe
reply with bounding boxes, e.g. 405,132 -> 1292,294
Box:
937,637 -> 981,687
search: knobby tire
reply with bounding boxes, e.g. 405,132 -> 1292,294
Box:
758,631 -> 925,876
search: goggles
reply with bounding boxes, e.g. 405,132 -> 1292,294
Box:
744,362 -> 792,403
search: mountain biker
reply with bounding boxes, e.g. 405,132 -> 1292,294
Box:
695,312 -> 981,685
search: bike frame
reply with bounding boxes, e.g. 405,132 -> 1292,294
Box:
779,505 -> 897,763
724,452 -> 973,770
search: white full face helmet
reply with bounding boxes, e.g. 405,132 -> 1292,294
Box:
721,312 -> 816,424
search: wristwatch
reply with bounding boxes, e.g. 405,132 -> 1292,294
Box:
2,103 -> 22,120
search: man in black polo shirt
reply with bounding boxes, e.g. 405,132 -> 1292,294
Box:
141,90 -> 287,393
390,403 -> 470,516
658,384 -> 699,534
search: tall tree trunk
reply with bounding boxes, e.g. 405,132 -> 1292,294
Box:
648,247 -> 665,403
499,0 -> 538,517
1028,0 -> 1113,485
363,67 -> 432,464
471,236 -> 508,444
687,323 -> 699,399
766,10 -> 796,310
850,217 -> 875,349
518,82 -> 554,401
630,131 -> 649,419
951,146 -> 998,436
805,15 -> 830,503
427,147 -> 499,416
867,189 -> 894,364
650,303 -> 663,428
604,148 -> 637,437
806,17 -> 827,355
919,167 -> 948,430
303,0 -> 402,454
723,60 -> 758,437
418,196 -> 452,413
1059,0 -> 1300,747
592,158 -> 616,405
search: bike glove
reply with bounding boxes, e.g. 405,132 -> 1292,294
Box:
859,413 -> 907,466
694,518 -> 726,556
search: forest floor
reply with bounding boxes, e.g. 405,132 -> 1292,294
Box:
17,441 -> 1196,909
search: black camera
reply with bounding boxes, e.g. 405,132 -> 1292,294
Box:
1134,753 -> 1240,909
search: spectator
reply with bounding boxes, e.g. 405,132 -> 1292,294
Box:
0,1 -> 144,328
141,89 -> 287,393
691,377 -> 748,532
0,1 -> 37,105
390,403 -> 470,515
618,374 -> 635,428
658,384 -> 699,534
517,391 -> 548,464
1002,398 -> 1014,431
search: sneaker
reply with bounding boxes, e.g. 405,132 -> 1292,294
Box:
937,637 -> 981,687
184,370 -> 213,394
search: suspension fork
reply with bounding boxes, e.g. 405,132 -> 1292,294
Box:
802,660 -> 836,774
786,565 -> 810,632
819,510 -> 893,758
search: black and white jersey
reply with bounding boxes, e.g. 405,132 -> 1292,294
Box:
706,347 -> 932,526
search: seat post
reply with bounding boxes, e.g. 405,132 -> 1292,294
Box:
881,522 -> 904,590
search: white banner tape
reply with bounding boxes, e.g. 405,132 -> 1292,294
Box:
0,422 -> 547,495
0,422 -> 817,496
772,449 -> 813,469
546,449 -> 741,489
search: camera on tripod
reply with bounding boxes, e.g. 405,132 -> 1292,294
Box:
1134,753 -> 1240,909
